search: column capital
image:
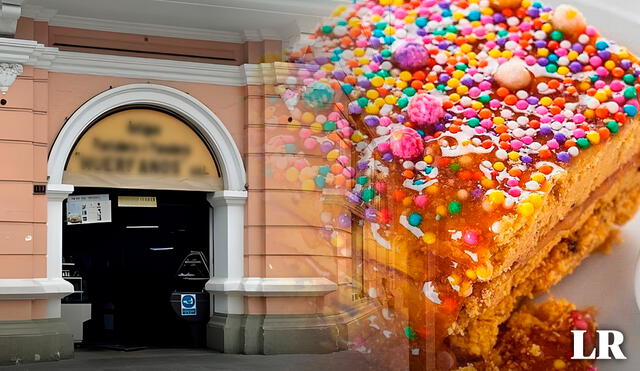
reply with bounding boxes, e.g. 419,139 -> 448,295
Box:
207,190 -> 247,208
46,183 -> 74,202
0,62 -> 21,93
0,2 -> 21,37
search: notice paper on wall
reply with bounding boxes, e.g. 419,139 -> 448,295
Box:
67,194 -> 112,225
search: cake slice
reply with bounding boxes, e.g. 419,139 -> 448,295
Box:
459,298 -> 597,370
273,0 -> 640,368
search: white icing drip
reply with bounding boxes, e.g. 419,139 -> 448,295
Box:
371,223 -> 391,250
399,214 -> 424,238
447,276 -> 460,292
527,63 -> 564,79
423,281 -> 442,304
465,250 -> 479,262
382,308 -> 394,320
430,124 -> 495,157
372,159 -> 389,177
479,161 -> 493,179
495,169 -> 509,182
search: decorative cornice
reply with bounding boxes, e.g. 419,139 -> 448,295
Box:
50,51 -> 247,86
0,38 -> 296,87
46,183 -> 74,202
0,37 -> 58,66
207,190 -> 248,208
206,277 -> 337,297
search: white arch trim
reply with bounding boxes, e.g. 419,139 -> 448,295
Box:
48,83 -> 246,191
45,83 -> 247,317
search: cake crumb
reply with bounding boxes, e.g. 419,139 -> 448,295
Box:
529,344 -> 541,357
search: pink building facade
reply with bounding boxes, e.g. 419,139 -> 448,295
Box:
0,4 -> 378,364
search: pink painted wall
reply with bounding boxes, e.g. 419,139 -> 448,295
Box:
46,73 -> 248,156
0,15 -> 352,321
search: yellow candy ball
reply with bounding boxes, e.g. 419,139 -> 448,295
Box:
326,149 -> 340,162
516,202 -> 535,217
301,112 -> 315,124
422,232 -> 436,245
285,167 -> 299,182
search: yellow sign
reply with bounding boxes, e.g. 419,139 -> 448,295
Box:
117,196 -> 158,208
64,108 -> 222,191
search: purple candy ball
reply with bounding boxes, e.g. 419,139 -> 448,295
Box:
348,102 -> 362,115
337,213 -> 352,228
320,141 -> 334,153
364,115 -> 380,127
557,152 -> 571,162
539,125 -> 553,135
364,208 -> 377,222
393,42 -> 429,71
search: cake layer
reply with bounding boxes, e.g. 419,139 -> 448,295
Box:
489,118 -> 640,281
453,123 -> 640,329
448,152 -> 640,358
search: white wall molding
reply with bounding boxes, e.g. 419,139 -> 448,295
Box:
206,277 -> 338,297
0,37 -> 57,66
50,51 -> 247,86
0,278 -> 73,301
0,38 -> 292,87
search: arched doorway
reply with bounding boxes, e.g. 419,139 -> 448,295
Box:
46,84 -> 247,348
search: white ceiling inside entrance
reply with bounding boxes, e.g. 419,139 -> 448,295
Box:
19,0 -> 350,44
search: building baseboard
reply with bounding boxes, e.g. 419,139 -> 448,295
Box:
207,299 -> 380,354
0,318 -> 73,365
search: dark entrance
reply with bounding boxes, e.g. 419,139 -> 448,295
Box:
62,187 -> 211,349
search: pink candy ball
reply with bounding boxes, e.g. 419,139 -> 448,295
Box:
414,195 -> 428,208
407,93 -> 444,126
390,127 -> 425,160
374,181 -> 387,194
463,230 -> 479,246
303,138 -> 317,149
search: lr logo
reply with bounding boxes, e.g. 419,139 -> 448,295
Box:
571,330 -> 627,360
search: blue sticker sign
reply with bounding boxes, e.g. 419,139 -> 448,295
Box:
181,294 -> 196,316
